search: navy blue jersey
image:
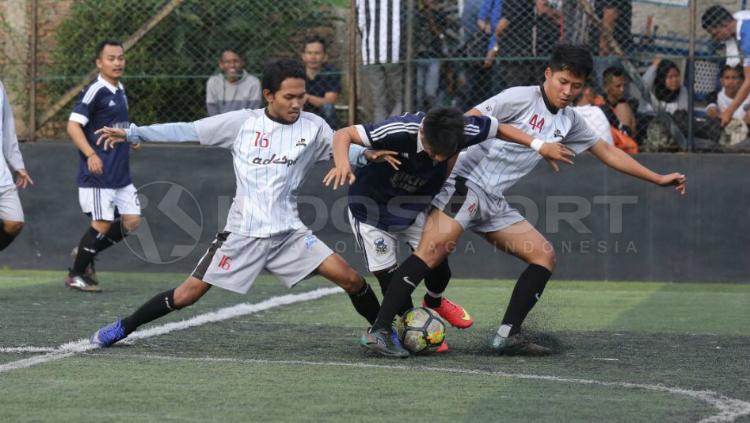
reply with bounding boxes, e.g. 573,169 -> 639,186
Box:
349,112 -> 497,230
69,75 -> 131,188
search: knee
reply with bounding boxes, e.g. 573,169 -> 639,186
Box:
3,221 -> 24,236
530,245 -> 556,272
416,243 -> 449,268
173,281 -> 206,308
339,270 -> 365,295
122,217 -> 141,233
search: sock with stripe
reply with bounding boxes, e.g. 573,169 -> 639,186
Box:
498,264 -> 552,336
122,289 -> 179,335
423,259 -> 451,308
70,227 -> 100,276
93,220 -> 128,253
370,255 -> 431,332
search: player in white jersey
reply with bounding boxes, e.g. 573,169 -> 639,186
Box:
362,44 -> 687,357
89,60 -> 383,347
0,80 -> 34,252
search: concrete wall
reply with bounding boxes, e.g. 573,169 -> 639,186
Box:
2,142 -> 748,283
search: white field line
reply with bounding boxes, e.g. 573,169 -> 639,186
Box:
88,354 -> 750,423
0,287 -> 341,373
2,284 -> 749,423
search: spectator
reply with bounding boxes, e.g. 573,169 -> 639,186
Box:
478,0 -> 503,67
301,35 -> 341,129
706,65 -> 750,146
702,5 -> 750,127
573,84 -> 614,145
457,0 -> 501,108
415,0 -> 448,110
535,0 -> 562,58
357,0 -> 403,121
597,66 -> 636,136
494,0 -> 538,88
639,57 -> 687,115
205,48 -> 262,116
590,0 -> 634,91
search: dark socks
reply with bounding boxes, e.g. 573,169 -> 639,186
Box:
93,221 -> 127,252
348,281 -> 381,325
71,227 -> 100,275
374,268 -> 413,316
423,259 -> 452,308
122,289 -> 179,335
371,255 -> 431,332
0,225 -> 16,251
499,264 -> 552,336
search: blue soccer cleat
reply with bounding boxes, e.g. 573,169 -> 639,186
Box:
360,328 -> 410,358
91,320 -> 126,347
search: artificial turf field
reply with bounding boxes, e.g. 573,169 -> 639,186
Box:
1,270 -> 748,422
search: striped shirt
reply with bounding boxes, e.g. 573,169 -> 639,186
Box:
350,112 -> 498,230
357,0 -> 401,65
194,109 -> 333,237
0,81 -> 24,188
454,85 -> 600,198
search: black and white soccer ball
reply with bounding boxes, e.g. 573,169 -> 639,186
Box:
396,307 -> 446,354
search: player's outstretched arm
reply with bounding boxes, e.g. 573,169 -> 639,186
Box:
589,140 -> 687,194
323,126 -> 361,190
96,123 -> 199,150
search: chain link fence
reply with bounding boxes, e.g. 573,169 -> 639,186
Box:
0,0 -> 748,151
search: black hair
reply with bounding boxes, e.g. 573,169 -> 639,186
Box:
220,48 -> 243,60
548,44 -> 593,79
602,66 -> 626,85
653,59 -> 681,103
303,35 -> 327,53
702,5 -> 733,30
720,64 -> 744,79
94,39 -> 123,61
422,107 -> 466,157
262,59 -> 307,94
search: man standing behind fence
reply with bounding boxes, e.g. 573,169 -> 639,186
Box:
702,6 -> 750,128
301,35 -> 341,129
357,0 -> 403,121
205,48 -> 262,116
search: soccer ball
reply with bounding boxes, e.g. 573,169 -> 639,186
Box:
396,307 -> 446,354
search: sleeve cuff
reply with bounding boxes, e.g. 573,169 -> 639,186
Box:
355,125 -> 371,147
69,113 -> 88,126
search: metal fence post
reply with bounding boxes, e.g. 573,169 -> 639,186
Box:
28,0 -> 37,142
348,0 -> 357,126
687,0 -> 697,152
404,0 -> 414,113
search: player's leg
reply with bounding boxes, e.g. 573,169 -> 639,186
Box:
401,212 -> 473,329
482,220 -> 555,355
67,188 -> 114,291
0,186 -> 25,251
348,209 -> 413,314
315,254 -> 382,325
91,231 -> 239,347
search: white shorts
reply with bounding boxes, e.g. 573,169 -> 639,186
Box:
79,184 -> 141,221
192,227 -> 334,294
431,175 -> 525,234
348,207 -> 425,272
0,185 -> 23,222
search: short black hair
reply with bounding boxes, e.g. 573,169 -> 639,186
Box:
548,44 -> 593,79
220,48 -> 243,60
94,39 -> 123,61
702,5 -> 733,30
602,66 -> 626,85
303,35 -> 327,53
422,107 -> 466,158
720,64 -> 744,78
262,59 -> 307,94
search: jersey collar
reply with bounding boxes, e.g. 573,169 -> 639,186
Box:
416,123 -> 425,153
97,74 -> 124,93
539,84 -> 559,114
264,108 -> 299,125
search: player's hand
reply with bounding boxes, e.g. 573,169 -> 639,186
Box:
95,127 -> 127,151
364,149 -> 401,170
656,172 -> 687,195
538,143 -> 575,172
130,142 -> 141,152
323,164 -> 355,190
87,154 -> 104,176
720,108 -> 733,127
14,169 -> 34,189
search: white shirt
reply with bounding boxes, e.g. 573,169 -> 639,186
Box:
572,105 -> 613,145
194,109 -> 333,237
707,88 -> 750,120
0,81 -> 24,187
454,86 -> 599,198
